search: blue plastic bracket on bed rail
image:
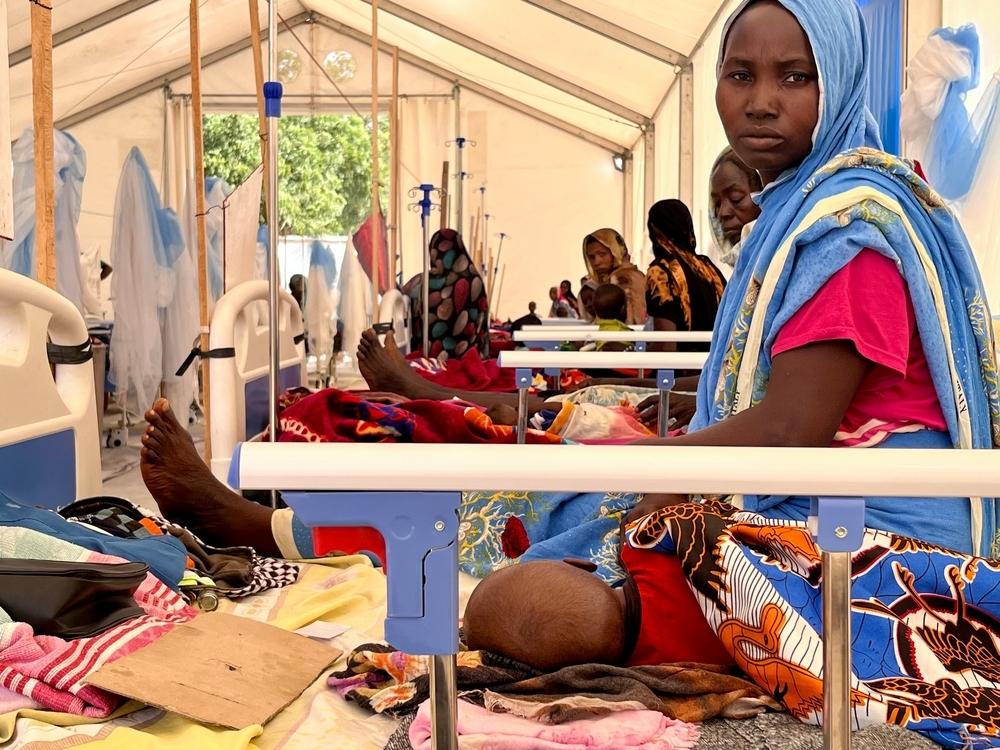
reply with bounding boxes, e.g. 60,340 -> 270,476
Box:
809,496 -> 866,552
282,490 -> 460,656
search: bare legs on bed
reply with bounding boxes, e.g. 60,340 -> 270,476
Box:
356,329 -> 545,415
139,399 -> 281,557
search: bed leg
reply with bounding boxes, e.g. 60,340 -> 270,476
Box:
656,369 -> 674,438
812,496 -> 864,750
429,654 -> 459,750
822,550 -> 852,750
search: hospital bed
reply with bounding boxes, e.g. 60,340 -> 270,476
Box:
207,280 -> 306,482
498,349 -> 709,439
0,268 -> 101,508
514,329 -> 713,350
0,266 -> 408,749
207,283 -> 416,481
232,440 -> 1000,750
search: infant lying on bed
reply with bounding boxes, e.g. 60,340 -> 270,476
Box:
463,522 -> 733,671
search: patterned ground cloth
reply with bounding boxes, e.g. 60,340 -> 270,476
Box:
330,643 -> 775,725
625,501 -> 1000,748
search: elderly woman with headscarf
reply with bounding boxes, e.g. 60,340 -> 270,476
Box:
581,228 -> 646,325
644,199 -> 726,351
709,147 -> 763,268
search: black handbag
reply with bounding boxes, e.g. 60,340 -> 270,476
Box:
0,559 -> 148,639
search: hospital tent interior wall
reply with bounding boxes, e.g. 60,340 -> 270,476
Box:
4,0 -> 1000,322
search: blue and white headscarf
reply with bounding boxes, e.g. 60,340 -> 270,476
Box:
691,0 -> 1000,554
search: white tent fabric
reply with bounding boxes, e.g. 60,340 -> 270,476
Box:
204,177 -> 229,305
222,165 -> 265,293
305,264 -> 334,360
0,127 -> 87,312
0,0 -> 11,241
3,0 -> 996,320
337,238 -> 372,372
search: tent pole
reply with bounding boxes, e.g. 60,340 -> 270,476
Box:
439,162 -> 449,232
370,0 -> 381,322
189,0 -> 212,461
264,0 -> 283,506
452,85 -> 461,228
248,0 -> 271,224
30,0 -> 55,290
389,46 -> 399,288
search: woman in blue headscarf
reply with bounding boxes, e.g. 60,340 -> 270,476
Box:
634,0 -> 999,557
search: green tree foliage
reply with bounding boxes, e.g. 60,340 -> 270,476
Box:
202,113 -> 389,236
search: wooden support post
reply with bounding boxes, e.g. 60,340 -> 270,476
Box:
370,0 -> 381,321
189,0 -> 212,461
389,46 -> 399,288
494,264 -> 506,313
248,0 -> 270,225
470,211 -> 480,268
439,161 -> 450,232
30,0 -> 55,290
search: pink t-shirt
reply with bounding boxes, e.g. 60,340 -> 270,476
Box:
771,249 -> 947,447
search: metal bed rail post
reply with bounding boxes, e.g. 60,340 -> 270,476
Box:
430,655 -> 458,750
656,369 -> 674,438
515,368 -> 531,444
812,495 -> 865,750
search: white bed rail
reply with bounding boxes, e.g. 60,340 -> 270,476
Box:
514,330 -> 713,344
498,351 -> 709,371
208,280 -> 305,481
230,443 -> 999,497
523,322 -> 648,332
0,268 -> 101,503
378,289 -> 411,355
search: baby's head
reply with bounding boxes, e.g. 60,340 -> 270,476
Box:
593,283 -> 628,323
463,560 -> 624,671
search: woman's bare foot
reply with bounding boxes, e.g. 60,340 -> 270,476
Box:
139,398 -> 281,556
357,329 -> 429,396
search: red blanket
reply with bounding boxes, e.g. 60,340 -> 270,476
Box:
277,388 -> 561,444
407,348 -> 516,392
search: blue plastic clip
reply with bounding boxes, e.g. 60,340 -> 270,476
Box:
809,496 -> 866,553
636,340 -> 647,352
656,369 -> 675,391
263,81 -> 283,117
283,491 -> 460,655
514,368 -> 532,389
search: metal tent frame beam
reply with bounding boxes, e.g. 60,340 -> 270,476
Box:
9,0 -> 159,67
53,12 -> 312,132
520,0 -> 686,67
311,13 -> 625,155
358,0 -> 648,126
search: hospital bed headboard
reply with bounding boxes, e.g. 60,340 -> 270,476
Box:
0,268 -> 101,508
378,289 -> 411,355
208,280 -> 306,481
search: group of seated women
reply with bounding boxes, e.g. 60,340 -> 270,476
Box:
135,0 -> 1000,744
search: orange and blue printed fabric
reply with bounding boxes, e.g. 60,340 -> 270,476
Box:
625,500 -> 1000,748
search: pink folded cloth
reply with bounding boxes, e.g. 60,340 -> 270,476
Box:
409,698 -> 699,750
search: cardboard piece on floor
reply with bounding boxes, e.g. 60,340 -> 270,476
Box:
86,612 -> 341,729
